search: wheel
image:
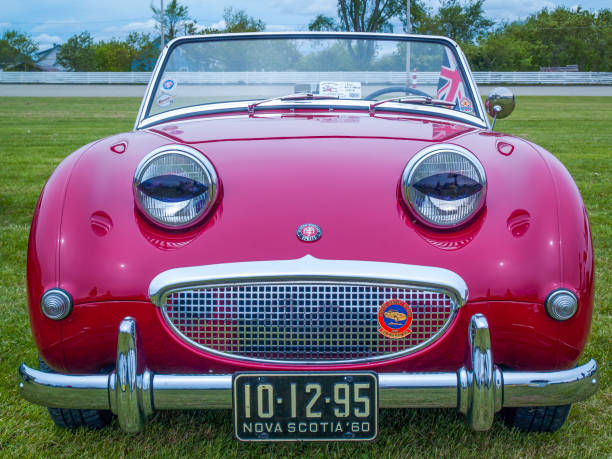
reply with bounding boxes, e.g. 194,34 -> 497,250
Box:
500,405 -> 571,432
38,356 -> 113,429
365,86 -> 431,100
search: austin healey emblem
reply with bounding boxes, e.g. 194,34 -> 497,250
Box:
296,223 -> 322,242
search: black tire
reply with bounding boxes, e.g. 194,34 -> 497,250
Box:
500,405 -> 571,432
38,356 -> 113,429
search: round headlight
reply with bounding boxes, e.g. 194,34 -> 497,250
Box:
545,289 -> 578,321
402,145 -> 486,228
134,145 -> 218,229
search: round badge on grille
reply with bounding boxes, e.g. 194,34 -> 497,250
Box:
296,223 -> 322,242
378,299 -> 413,339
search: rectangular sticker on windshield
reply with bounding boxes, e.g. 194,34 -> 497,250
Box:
319,82 -> 362,99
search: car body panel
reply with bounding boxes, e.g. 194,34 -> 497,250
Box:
27,111 -> 593,374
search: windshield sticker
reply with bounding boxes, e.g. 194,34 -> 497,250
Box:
460,98 -> 473,113
319,81 -> 362,99
157,92 -> 174,108
161,79 -> 177,92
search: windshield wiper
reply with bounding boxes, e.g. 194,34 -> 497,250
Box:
247,93 -> 339,114
369,96 -> 455,114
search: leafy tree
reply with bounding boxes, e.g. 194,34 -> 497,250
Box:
126,32 -> 159,71
308,15 -> 339,31
203,7 -> 266,34
0,30 -> 38,71
184,21 -> 200,35
337,0 -> 404,32
398,0 -> 429,33
223,7 -> 265,33
308,1 -> 407,66
93,39 -> 132,71
469,7 -> 612,71
57,32 -> 95,71
309,0 -> 404,33
151,0 -> 191,41
57,31 -> 159,72
418,0 -> 493,45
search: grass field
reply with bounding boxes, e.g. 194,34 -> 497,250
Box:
0,97 -> 610,458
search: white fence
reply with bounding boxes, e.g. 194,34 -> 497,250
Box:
0,71 -> 611,85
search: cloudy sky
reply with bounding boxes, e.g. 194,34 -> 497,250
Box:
3,0 -> 610,50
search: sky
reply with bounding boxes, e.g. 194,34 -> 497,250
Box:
3,0 -> 610,50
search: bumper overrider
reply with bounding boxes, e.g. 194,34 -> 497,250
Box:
19,314 -> 598,433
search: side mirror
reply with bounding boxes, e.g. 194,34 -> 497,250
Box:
485,87 -> 515,127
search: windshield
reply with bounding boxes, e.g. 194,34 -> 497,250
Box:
144,35 -> 478,121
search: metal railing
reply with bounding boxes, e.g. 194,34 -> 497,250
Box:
1,71 -> 611,85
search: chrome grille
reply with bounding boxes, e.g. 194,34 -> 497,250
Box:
162,282 -> 457,363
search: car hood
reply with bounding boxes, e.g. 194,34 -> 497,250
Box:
147,112 -> 475,144
56,112 -> 569,306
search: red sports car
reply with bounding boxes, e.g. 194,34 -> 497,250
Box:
19,32 -> 598,441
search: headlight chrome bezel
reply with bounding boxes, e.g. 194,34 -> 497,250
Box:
134,145 -> 219,230
402,144 -> 487,229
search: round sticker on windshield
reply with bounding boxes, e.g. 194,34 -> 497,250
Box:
157,92 -> 174,108
460,98 -> 473,113
161,79 -> 177,92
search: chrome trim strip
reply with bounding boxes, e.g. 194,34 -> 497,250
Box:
138,99 -> 488,131
17,368 -> 110,410
149,254 -> 469,307
502,364 -> 599,407
134,32 -> 488,130
18,315 -> 599,433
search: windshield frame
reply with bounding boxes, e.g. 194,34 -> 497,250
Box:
135,32 -> 489,130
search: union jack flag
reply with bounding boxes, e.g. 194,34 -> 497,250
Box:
436,48 -> 466,108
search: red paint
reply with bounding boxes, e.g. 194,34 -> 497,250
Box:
507,209 -> 530,238
90,211 -> 113,237
26,111 -> 594,374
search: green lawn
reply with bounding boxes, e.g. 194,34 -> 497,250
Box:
0,97 -> 610,457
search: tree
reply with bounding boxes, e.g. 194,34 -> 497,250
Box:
93,39 -> 133,71
203,7 -> 265,34
126,32 -> 159,71
309,0 -> 404,33
419,0 -> 493,45
151,0 -> 191,41
308,15 -> 339,31
0,30 -> 38,71
468,7 -> 612,71
338,0 -> 404,32
399,0 -> 429,33
223,7 -> 265,33
57,32 -> 95,71
308,1 -> 407,66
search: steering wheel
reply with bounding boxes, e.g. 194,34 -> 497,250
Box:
365,86 -> 431,100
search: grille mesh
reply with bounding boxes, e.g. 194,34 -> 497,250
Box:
163,282 -> 456,362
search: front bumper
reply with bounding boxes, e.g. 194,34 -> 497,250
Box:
19,313 -> 598,433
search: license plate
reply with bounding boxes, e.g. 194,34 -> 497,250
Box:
233,372 -> 378,442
